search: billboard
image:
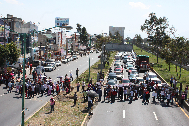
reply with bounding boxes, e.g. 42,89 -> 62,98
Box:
55,17 -> 69,27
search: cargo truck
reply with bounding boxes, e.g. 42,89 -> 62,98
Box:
136,55 -> 150,72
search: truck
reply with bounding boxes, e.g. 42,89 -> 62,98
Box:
136,55 -> 150,72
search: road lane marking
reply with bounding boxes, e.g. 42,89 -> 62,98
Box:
153,112 -> 158,120
123,110 -> 125,118
175,101 -> 189,119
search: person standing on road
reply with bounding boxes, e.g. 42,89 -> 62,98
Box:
70,72 -> 73,81
50,97 -> 55,112
30,64 -> 32,75
88,95 -> 92,110
76,68 -> 79,78
31,84 -> 35,98
8,81 -> 12,93
130,89 -> 134,103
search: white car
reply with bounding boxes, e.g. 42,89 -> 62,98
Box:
55,61 -> 61,66
44,65 -> 53,72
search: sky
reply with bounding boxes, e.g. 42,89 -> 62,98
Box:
1,0 -> 189,39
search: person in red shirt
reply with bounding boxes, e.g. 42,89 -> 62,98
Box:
56,84 -> 59,95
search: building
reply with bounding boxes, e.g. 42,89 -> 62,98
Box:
109,26 -> 125,38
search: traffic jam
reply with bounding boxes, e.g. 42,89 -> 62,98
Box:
105,51 -> 171,104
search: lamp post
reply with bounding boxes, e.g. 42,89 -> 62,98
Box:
21,33 -> 26,126
89,57 -> 90,82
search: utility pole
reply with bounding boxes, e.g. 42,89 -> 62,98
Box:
89,57 -> 90,82
21,33 -> 26,126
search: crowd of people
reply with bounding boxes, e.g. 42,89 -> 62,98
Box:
103,76 -> 188,106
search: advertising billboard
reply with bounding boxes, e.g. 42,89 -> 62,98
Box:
55,17 -> 69,27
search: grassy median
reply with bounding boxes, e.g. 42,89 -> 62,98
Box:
24,51 -> 116,126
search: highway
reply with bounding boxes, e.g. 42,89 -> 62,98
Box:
88,60 -> 189,126
0,52 -> 100,126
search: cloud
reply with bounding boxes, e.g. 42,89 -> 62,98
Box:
0,2 -> 2,4
129,2 -> 150,9
157,4 -> 162,7
4,0 -> 23,5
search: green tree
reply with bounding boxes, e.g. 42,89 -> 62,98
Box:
81,27 -> 88,46
134,34 -> 143,46
6,42 -> 20,65
141,12 -> 169,63
0,45 -> 8,67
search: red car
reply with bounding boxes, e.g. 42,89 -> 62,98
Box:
115,67 -> 123,73
122,78 -> 131,86
115,65 -> 123,73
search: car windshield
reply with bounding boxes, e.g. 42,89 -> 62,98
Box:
130,74 -> 135,78
107,81 -> 115,85
123,80 -> 130,83
129,67 -> 135,70
46,65 -> 52,67
115,69 -> 121,71
149,75 -> 157,78
116,72 -> 122,75
127,65 -> 133,67
131,71 -> 137,74
55,61 -> 60,63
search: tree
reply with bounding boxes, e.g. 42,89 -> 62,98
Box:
81,27 -> 88,46
141,12 -> 169,63
109,31 -> 123,43
0,42 -> 20,67
134,34 -> 143,46
6,42 -> 20,65
0,45 -> 8,67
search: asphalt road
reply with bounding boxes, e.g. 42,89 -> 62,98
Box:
0,52 -> 100,126
88,61 -> 189,126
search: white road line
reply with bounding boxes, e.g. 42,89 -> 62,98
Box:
123,110 -> 125,118
153,112 -> 158,120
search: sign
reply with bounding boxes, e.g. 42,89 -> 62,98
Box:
98,64 -> 104,69
55,17 -> 69,27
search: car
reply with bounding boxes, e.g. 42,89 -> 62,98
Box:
129,74 -> 137,82
90,50 -> 93,53
115,65 -> 123,72
123,56 -> 130,63
106,80 -> 116,87
62,58 -> 68,64
114,68 -> 123,73
129,69 -> 139,77
69,56 -> 73,61
72,55 -> 78,60
122,78 -> 130,86
55,61 -> 61,66
44,65 -> 53,72
151,78 -> 161,84
135,77 -> 145,84
107,72 -> 117,83
126,64 -> 134,72
35,66 -> 44,73
114,62 -> 121,69
115,72 -> 123,80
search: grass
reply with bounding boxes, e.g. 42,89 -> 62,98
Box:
134,45 -> 189,99
24,51 -> 116,126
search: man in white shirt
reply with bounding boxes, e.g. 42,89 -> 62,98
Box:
130,89 -> 134,103
167,92 -> 171,106
88,95 -> 92,110
8,81 -> 12,93
31,85 -> 35,98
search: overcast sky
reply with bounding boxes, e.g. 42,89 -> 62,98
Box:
1,0 -> 189,39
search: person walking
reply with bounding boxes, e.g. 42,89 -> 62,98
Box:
29,63 -> 32,75
50,97 -> 55,112
74,92 -> 77,106
97,88 -> 102,102
8,81 -> 12,93
167,91 -> 171,106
